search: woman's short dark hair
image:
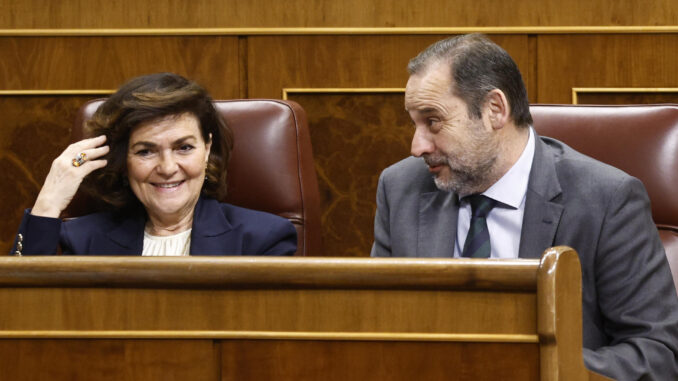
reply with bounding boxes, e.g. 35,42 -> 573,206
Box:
84,72 -> 234,211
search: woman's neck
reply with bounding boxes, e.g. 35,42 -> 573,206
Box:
145,211 -> 194,236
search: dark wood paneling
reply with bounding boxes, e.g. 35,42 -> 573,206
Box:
0,339 -> 218,381
537,34 -> 678,103
1,0 -> 677,28
221,340 -> 539,381
0,95 -> 97,254
577,91 -> 678,105
290,92 -> 411,257
247,35 -> 531,99
0,36 -> 240,98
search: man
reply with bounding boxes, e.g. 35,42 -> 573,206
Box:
371,34 -> 678,380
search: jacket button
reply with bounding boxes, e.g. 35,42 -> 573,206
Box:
16,242 -> 23,251
17,233 -> 23,242
14,250 -> 21,256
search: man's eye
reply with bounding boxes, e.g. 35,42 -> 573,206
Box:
427,119 -> 441,128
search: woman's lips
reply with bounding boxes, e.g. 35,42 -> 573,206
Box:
152,180 -> 185,191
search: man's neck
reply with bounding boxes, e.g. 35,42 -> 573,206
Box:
476,124 -> 531,195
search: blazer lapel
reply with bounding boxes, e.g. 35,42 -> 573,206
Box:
418,190 -> 459,257
518,134 -> 564,259
103,213 -> 145,255
190,197 -> 240,255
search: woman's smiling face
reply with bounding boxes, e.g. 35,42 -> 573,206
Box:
126,112 -> 211,223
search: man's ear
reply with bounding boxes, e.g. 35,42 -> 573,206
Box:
484,89 -> 510,129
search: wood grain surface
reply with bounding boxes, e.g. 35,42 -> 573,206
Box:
1,0 -> 677,28
0,248 -> 606,380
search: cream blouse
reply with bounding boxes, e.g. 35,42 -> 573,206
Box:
142,229 -> 191,256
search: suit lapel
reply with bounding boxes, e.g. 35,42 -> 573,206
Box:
103,212 -> 145,255
518,134 -> 564,259
418,191 -> 459,257
190,197 -> 240,255
100,198 -> 238,255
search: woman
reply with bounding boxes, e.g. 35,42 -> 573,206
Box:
11,73 -> 297,256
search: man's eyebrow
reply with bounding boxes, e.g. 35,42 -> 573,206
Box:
417,107 -> 439,115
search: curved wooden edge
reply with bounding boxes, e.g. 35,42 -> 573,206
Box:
0,256 -> 539,290
537,246 -> 613,381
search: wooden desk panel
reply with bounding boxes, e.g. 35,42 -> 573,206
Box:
0,339 -> 218,381
0,249 -> 608,380
220,340 -> 539,381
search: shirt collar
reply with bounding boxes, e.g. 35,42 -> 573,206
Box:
482,127 -> 535,209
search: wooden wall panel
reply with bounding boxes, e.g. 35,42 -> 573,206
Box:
536,34 -> 678,103
289,93 -> 411,257
1,0 -> 677,28
247,35 -> 531,99
0,36 -> 240,97
576,91 -> 678,105
0,95 -> 96,254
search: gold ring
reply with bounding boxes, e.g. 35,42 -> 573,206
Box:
71,152 -> 87,167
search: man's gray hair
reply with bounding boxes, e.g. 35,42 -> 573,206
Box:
408,34 -> 532,127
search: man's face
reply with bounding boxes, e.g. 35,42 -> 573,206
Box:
405,62 -> 499,196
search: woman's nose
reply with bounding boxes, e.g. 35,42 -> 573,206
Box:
156,153 -> 178,175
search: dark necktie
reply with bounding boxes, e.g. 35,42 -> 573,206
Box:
461,195 -> 497,258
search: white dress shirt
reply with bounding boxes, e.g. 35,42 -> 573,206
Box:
454,128 -> 535,258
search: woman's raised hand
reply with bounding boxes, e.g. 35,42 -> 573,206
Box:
31,135 -> 110,218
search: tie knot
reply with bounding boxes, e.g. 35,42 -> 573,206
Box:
466,195 -> 496,218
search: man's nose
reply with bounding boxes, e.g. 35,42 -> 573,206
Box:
411,127 -> 435,157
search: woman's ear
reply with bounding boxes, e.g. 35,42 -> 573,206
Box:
205,133 -> 213,163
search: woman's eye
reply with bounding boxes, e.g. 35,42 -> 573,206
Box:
179,144 -> 194,152
135,149 -> 151,156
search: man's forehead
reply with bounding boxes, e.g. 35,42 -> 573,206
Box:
405,64 -> 453,111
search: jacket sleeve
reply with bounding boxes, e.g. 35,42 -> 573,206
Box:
583,177 -> 678,381
371,170 -> 393,257
257,217 -> 297,256
10,209 -> 62,255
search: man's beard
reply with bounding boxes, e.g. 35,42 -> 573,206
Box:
424,150 -> 497,196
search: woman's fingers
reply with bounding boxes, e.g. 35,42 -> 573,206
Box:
70,144 -> 110,169
31,135 -> 110,218
73,134 -> 107,151
63,135 -> 108,161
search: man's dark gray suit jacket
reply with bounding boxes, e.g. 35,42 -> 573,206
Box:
371,134 -> 678,381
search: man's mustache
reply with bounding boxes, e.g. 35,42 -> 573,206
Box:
423,154 -> 448,167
